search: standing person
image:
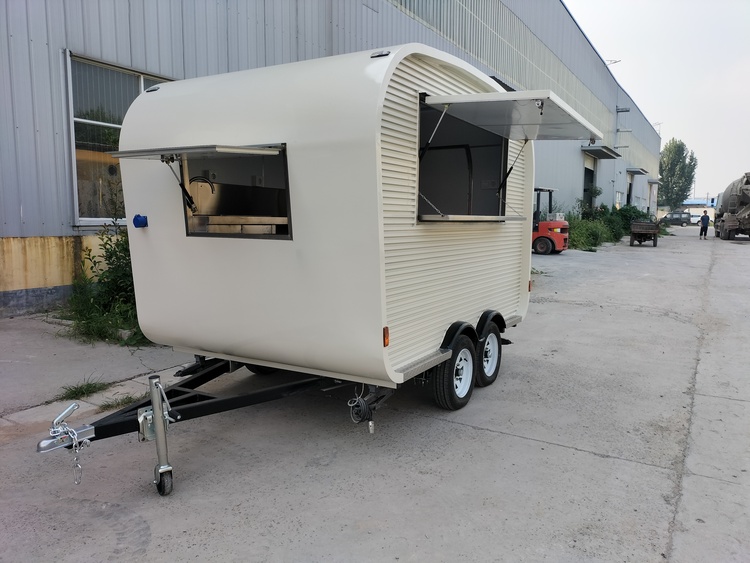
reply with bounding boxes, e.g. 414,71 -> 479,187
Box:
699,210 -> 710,239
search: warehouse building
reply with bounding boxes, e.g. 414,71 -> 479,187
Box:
0,0 -> 660,316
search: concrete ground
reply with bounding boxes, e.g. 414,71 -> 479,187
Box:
0,227 -> 747,562
0,315 -> 193,417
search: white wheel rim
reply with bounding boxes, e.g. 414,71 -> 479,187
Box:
454,349 -> 473,398
482,333 -> 499,376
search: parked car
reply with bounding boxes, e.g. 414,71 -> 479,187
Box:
659,212 -> 691,227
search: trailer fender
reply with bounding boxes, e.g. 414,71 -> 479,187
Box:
440,321 -> 478,350
476,310 -> 506,335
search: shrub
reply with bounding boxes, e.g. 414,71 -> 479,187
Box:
567,216 -> 612,251
566,204 -> 654,250
601,213 -> 626,242
67,186 -> 147,344
615,204 -> 650,225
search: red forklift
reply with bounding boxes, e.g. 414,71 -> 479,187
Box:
532,187 -> 568,254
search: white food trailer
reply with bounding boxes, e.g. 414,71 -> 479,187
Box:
39,44 -> 600,494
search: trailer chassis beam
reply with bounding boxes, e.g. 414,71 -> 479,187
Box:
38,358 -> 324,495
89,359 -> 323,441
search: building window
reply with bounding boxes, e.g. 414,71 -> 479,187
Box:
417,103 -> 509,220
68,54 -> 166,223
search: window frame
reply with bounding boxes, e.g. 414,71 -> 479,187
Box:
111,144 -> 294,241
417,102 -> 510,223
65,51 -> 171,227
178,146 -> 293,240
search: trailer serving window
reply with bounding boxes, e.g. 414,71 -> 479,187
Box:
418,103 -> 509,220
419,90 -> 602,222
114,144 -> 291,239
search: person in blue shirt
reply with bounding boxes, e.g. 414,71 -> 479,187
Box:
699,210 -> 710,239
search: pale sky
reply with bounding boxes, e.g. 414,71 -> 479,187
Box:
562,0 -> 750,200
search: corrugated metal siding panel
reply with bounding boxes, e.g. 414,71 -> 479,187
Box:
0,2 -> 64,236
181,0 -> 228,78
381,54 -> 528,370
1,0 -> 25,236
227,0 -> 266,70
46,1 -> 76,232
263,0 -> 296,66
27,4 -> 59,235
298,0 -> 332,59
127,0 -> 148,71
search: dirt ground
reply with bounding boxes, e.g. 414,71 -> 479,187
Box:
0,227 -> 748,562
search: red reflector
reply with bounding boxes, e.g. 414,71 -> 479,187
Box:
383,327 -> 390,347
529,280 -> 532,292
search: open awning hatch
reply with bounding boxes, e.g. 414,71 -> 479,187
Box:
111,144 -> 283,160
110,144 -> 284,214
424,90 -> 602,142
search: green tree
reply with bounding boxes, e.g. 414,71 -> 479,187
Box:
658,138 -> 697,209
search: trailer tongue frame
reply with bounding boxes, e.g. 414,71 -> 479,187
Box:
37,358 -> 391,495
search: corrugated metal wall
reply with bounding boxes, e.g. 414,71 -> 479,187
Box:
0,0 -> 659,240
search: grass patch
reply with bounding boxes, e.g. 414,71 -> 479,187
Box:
55,377 -> 111,401
98,392 -> 149,412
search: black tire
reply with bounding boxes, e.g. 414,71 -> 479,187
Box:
476,323 -> 501,387
681,222 -> 687,227
729,229 -> 736,240
433,335 -> 476,410
653,235 -> 657,247
246,364 -> 277,375
720,226 -> 728,240
629,234 -> 635,246
156,471 -> 173,496
533,237 -> 553,255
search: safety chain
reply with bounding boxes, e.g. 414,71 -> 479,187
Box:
49,420 -> 90,485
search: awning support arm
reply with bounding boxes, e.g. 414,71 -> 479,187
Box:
161,156 -> 197,213
498,139 -> 528,217
419,104 -> 450,161
419,191 -> 445,216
